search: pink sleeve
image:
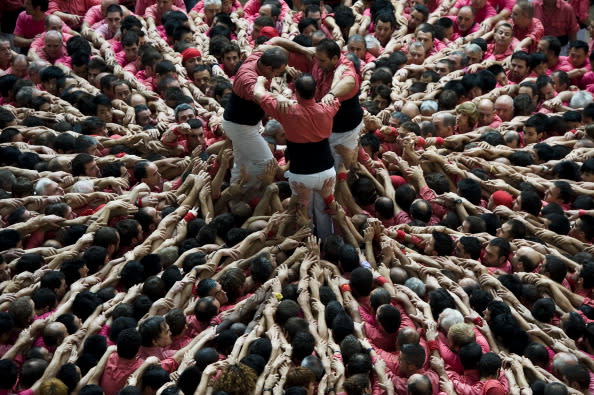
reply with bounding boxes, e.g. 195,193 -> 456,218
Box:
279,0 -> 290,18
394,303 -> 416,329
473,327 -> 491,353
527,19 -> 544,43
135,0 -> 151,15
13,12 -> 27,36
243,0 -> 261,19
144,5 -> 157,19
174,0 -> 185,10
453,0 -> 469,9
83,6 -> 102,26
191,0 -> 203,13
47,0 -> 60,14
30,34 -> 45,53
484,3 -> 497,18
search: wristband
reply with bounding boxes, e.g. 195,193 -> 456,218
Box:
115,152 -> 126,158
324,194 -> 335,205
435,137 -> 445,145
396,229 -> 406,241
376,275 -> 388,285
579,209 -> 587,217
473,317 -> 483,327
416,136 -> 426,147
137,197 -> 143,208
389,126 -> 398,137
183,211 -> 197,222
339,284 -> 351,293
427,340 -> 439,352
337,172 -> 348,181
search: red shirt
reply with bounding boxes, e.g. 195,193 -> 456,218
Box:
453,0 -> 496,22
144,4 -> 186,25
447,16 -> 480,41
100,354 -> 143,395
533,0 -> 578,38
392,368 -> 440,395
231,51 -> 263,101
259,94 -> 340,143
289,54 -> 360,102
513,18 -> 544,53
547,56 -> 573,74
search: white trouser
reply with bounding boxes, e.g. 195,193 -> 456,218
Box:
287,167 -> 336,238
222,119 -> 273,193
328,120 -> 364,170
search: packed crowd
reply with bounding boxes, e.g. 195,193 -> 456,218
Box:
1,0 -> 594,393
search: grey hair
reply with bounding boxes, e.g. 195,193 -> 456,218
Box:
569,91 -> 593,109
34,178 -> 54,195
15,86 -> 36,107
71,180 -> 94,194
262,119 -> 282,137
404,277 -> 426,298
464,43 -> 483,56
365,35 -> 381,50
204,0 -> 222,6
419,100 -> 438,114
409,41 -> 425,51
348,34 -> 366,46
439,308 -> 464,332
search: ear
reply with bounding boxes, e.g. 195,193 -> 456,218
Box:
149,224 -> 156,232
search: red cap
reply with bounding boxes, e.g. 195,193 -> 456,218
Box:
491,190 -> 513,209
390,175 -> 407,187
181,48 -> 202,62
260,26 -> 279,38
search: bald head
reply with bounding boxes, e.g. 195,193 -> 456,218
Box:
44,31 -> 64,60
390,267 -> 408,284
407,374 -> 432,395
397,327 -> 420,349
401,102 -> 420,118
494,95 -> 514,121
45,15 -> 62,31
552,352 -> 578,375
43,322 -> 67,348
11,55 -> 28,78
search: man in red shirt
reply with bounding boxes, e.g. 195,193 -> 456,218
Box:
221,47 -> 291,197
100,328 -> 144,395
273,38 -> 364,169
511,0 -> 544,53
392,343 -> 440,395
533,0 -> 578,47
254,73 -> 339,237
537,36 -> 572,74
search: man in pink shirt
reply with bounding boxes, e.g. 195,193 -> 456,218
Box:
392,344 -> 440,395
100,328 -> 143,395
137,0 -> 185,16
567,40 -> 592,88
511,0 -> 544,53
0,36 -> 13,72
449,0 -> 496,24
94,4 -> 123,40
533,0 -> 578,47
48,0 -> 100,28
447,7 -> 480,41
537,36 -> 572,74
481,237 -> 512,274
144,0 -> 186,26
34,30 -> 67,65
28,15 -> 73,59
477,99 -> 502,128
13,0 -> 48,50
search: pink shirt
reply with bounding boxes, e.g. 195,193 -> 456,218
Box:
83,5 -> 104,28
489,0 -> 515,12
568,0 -> 589,23
243,0 -> 289,21
438,328 -> 490,374
533,0 -> 578,38
484,40 -> 518,61
13,12 -> 47,38
48,0 -> 100,27
136,0 -> 185,16
453,0 -> 496,22
30,32 -> 73,60
513,18 -> 544,53
447,16 -> 480,41
144,4 -> 186,25
100,354 -> 143,395
392,368 -> 440,395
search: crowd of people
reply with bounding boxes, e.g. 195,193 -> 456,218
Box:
1,0 -> 594,393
